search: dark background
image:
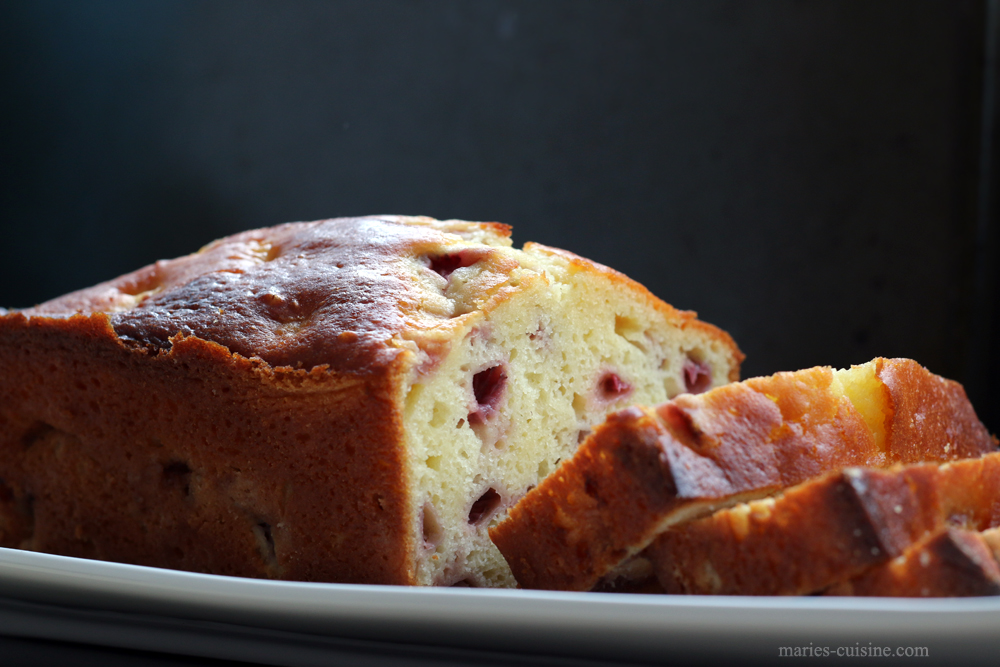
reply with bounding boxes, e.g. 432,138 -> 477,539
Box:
1,2 -> 999,665
2,0 -> 998,431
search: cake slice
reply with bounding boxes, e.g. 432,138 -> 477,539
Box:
489,359 -> 997,591
647,451 -> 1000,595
0,216 -> 741,586
824,527 -> 1000,597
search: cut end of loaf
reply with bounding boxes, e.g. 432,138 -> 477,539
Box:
400,229 -> 742,587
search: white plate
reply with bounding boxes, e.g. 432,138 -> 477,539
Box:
1,546 -> 998,666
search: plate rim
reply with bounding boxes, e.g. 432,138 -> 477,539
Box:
3,546 -> 1000,663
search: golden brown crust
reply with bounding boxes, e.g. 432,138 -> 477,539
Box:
825,528 -> 1000,597
648,452 -> 1000,595
490,359 -> 997,591
0,309 -> 417,583
876,358 -> 995,461
24,216 -> 505,373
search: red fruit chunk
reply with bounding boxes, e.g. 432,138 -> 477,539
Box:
429,251 -> 479,278
468,488 -> 502,524
598,372 -> 632,400
683,358 -> 712,394
469,364 -> 506,424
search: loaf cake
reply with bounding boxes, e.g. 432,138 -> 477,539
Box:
0,215 -> 741,587
647,451 -> 1000,595
490,358 -> 997,591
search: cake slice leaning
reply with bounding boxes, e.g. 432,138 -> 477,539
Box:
647,451 -> 1000,595
0,215 -> 742,587
824,527 -> 1000,598
489,358 -> 997,591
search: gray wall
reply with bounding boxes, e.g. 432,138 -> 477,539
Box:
2,1 -> 996,427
